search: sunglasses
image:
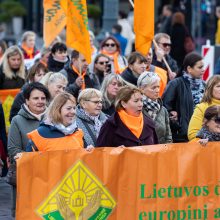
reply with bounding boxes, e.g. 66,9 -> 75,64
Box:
212,117 -> 220,124
104,43 -> 116,47
158,42 -> 172,48
98,61 -> 109,65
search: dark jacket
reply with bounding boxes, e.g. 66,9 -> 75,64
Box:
60,64 -> 94,98
9,83 -> 29,122
96,112 -> 158,147
47,54 -> 69,72
120,67 -> 138,86
152,50 -> 179,74
0,66 -> 25,89
142,99 -> 172,144
162,76 -> 194,142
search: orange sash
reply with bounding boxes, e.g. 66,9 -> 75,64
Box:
118,109 -> 144,138
21,43 -> 34,59
72,65 -> 86,90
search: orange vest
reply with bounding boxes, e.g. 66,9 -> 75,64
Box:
27,129 -> 84,152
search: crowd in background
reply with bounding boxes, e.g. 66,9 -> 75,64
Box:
1,5 -> 220,217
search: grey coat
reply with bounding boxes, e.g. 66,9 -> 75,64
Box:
143,99 -> 172,144
7,105 -> 42,161
76,105 -> 107,147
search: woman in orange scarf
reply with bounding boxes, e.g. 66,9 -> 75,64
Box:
100,36 -> 127,74
96,86 -> 158,147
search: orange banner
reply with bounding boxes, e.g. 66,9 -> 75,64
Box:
16,143 -> 220,219
61,0 -> 91,64
43,0 -> 67,47
0,89 -> 20,128
134,0 -> 154,55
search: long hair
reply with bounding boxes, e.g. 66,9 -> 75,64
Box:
1,45 -> 25,79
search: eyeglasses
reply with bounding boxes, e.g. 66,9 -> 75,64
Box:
98,61 -> 109,65
158,42 -> 172,48
211,117 -> 220,124
104,43 -> 116,47
85,100 -> 103,105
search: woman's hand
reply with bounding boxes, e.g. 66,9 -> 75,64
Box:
14,152 -> 23,160
198,138 -> 209,147
86,145 -> 94,152
169,111 -> 178,121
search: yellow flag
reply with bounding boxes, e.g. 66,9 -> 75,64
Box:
43,0 -> 66,47
134,0 -> 154,55
63,0 -> 91,64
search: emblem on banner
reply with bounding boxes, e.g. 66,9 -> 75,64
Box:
36,161 -> 116,220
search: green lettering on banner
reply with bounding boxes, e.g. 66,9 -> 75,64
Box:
45,0 -> 62,22
71,0 -> 89,30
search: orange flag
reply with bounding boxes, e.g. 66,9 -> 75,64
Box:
43,0 -> 66,47
61,0 -> 91,64
134,0 -> 154,55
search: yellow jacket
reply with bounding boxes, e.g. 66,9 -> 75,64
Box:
188,98 -> 220,140
216,19 -> 220,44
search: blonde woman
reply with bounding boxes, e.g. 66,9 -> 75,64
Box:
0,45 -> 26,89
40,71 -> 67,100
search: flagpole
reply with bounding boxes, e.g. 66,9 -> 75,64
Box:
128,0 -> 173,75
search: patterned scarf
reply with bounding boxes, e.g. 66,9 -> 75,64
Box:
183,72 -> 205,107
143,96 -> 160,120
196,127 -> 220,141
79,107 -> 103,138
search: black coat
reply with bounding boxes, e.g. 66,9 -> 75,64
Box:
96,112 -> 158,147
0,66 -> 25,89
120,67 -> 138,86
61,64 -> 94,98
47,54 -> 69,72
162,76 -> 194,142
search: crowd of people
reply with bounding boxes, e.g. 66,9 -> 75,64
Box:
0,7 -> 219,217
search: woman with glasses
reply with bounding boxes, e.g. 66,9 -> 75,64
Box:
96,86 -> 158,147
138,71 -> 172,144
163,52 -> 205,143
192,106 -> 220,145
100,74 -> 124,116
76,88 -> 107,147
188,75 -> 220,140
100,36 -> 127,74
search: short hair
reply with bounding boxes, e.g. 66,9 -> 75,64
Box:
21,31 -> 36,42
128,52 -> 147,65
23,82 -> 50,101
26,62 -> 48,82
137,71 -> 160,88
40,72 -> 67,88
94,53 -> 110,64
201,75 -> 220,104
46,92 -> 76,124
51,42 -> 67,54
119,10 -> 128,19
172,12 -> 185,25
78,88 -> 102,105
100,74 -> 125,108
71,50 -> 80,59
182,52 -> 202,71
112,24 -> 122,33
115,86 -> 142,111
204,105 -> 220,121
154,33 -> 170,43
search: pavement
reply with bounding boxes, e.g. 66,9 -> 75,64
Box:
0,177 -> 14,220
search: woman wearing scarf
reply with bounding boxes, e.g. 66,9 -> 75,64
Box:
138,71 -> 172,144
27,92 -> 84,152
163,52 -> 205,143
20,31 -> 39,69
76,88 -> 107,147
7,82 -> 50,217
100,36 -> 127,74
96,86 -> 158,147
193,105 -> 220,145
